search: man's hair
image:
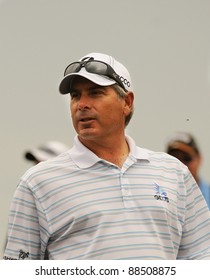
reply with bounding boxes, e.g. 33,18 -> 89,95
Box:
112,84 -> 134,126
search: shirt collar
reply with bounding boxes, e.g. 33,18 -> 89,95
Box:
126,135 -> 150,161
69,135 -> 150,169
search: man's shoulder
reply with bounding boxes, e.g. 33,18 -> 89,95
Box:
135,145 -> 188,172
136,145 -> 179,161
21,150 -> 73,181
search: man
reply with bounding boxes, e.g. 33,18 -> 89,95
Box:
166,132 -> 210,209
4,52 -> 210,260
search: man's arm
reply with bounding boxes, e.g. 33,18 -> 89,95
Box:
4,180 -> 47,260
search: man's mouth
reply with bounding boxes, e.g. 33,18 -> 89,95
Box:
79,118 -> 94,123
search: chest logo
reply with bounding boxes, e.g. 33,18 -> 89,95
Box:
154,183 -> 169,203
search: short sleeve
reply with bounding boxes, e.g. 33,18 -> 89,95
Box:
4,179 -> 49,260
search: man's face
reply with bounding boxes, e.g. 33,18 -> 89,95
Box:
70,77 -> 133,144
169,149 -> 201,179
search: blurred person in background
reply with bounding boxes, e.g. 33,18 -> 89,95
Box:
24,141 -> 69,165
166,131 -> 210,209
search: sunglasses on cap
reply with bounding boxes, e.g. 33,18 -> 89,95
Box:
64,57 -> 127,91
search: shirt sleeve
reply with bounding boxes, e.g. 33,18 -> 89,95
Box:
4,179 -> 49,260
177,170 -> 210,259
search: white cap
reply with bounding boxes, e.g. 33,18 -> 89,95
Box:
59,52 -> 132,94
24,141 -> 69,162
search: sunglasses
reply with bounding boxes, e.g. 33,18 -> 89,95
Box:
64,57 -> 127,91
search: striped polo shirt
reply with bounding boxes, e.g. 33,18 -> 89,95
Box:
4,136 -> 210,260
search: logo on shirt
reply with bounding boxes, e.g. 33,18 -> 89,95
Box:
19,249 -> 29,259
3,249 -> 29,260
154,183 -> 169,203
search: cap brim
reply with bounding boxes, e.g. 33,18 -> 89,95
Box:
59,72 -> 116,94
25,150 -> 55,162
167,142 -> 196,157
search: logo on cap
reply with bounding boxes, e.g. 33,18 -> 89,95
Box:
119,76 -> 131,88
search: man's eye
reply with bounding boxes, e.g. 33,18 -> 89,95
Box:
70,92 -> 79,99
90,90 -> 104,96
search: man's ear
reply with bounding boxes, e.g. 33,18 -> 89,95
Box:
124,91 -> 134,115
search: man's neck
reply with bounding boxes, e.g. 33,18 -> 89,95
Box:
79,135 -> 130,167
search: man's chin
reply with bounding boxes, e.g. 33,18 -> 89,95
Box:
78,128 -> 98,140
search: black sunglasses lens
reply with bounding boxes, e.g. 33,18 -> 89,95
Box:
86,61 -> 125,89
64,62 -> 81,76
86,61 -> 107,75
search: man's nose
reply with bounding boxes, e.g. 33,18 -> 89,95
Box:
77,95 -> 91,110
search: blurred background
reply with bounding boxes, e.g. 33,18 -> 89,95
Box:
1,0 -> 210,258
